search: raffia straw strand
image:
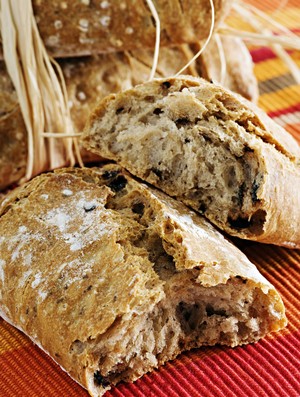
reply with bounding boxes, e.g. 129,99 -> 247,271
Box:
219,27 -> 300,50
145,0 -> 161,81
42,133 -> 83,138
175,0 -> 215,77
0,0 -> 40,180
50,58 -> 84,167
0,0 -> 80,182
232,2 -> 300,84
215,34 -> 227,85
239,1 -> 297,37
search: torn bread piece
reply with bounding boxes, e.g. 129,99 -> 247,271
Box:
0,0 -> 233,58
0,41 -> 258,191
82,76 -> 300,248
0,165 -> 286,396
195,35 -> 259,102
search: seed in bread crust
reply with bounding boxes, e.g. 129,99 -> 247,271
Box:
93,371 -> 110,388
108,175 -> 128,192
162,81 -> 171,89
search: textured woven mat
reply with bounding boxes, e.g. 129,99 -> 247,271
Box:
1,1 -> 300,396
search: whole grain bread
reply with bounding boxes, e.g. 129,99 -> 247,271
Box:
0,0 -> 233,58
196,35 -> 259,102
0,41 -> 258,191
82,76 -> 300,248
0,164 -> 286,396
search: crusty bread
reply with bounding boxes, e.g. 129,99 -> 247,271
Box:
195,35 -> 259,102
0,41 -> 258,191
0,164 -> 286,396
83,76 -> 300,248
0,0 -> 232,58
0,62 -> 28,191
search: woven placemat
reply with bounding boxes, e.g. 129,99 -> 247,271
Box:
1,1 -> 300,396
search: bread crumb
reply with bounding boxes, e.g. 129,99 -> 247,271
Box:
54,20 -> 63,30
31,272 -> 43,288
79,18 -> 89,32
79,36 -> 95,44
41,194 -> 49,200
99,15 -> 111,27
83,201 -> 97,211
23,253 -> 32,267
0,259 -> 5,282
81,0 -> 90,4
100,0 -> 110,8
38,290 -> 48,302
18,269 -> 32,288
110,38 -> 123,47
46,35 -> 59,46
125,27 -> 134,35
45,209 -> 71,232
62,189 -> 73,196
60,2 -> 68,9
77,91 -> 87,101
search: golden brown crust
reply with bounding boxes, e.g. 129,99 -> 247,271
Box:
0,165 -> 286,395
82,76 -> 300,248
0,41 -> 259,191
196,35 -> 259,103
0,64 -> 27,190
0,0 -> 233,58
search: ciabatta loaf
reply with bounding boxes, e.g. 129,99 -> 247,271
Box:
0,0 -> 233,58
196,35 -> 259,102
83,76 -> 300,248
0,41 -> 258,191
0,165 -> 286,396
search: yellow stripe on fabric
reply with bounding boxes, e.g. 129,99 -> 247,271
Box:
258,85 -> 300,113
254,52 -> 300,82
254,59 -> 290,82
0,319 -> 31,354
270,7 -> 300,30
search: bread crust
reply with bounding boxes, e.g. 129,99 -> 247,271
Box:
83,76 -> 300,248
196,35 -> 259,102
0,165 -> 286,396
0,0 -> 232,58
0,41 -> 258,191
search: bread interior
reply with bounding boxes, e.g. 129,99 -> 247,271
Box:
71,169 -> 280,396
87,80 -> 269,237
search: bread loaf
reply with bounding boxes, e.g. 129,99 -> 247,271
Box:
0,0 -> 233,58
196,35 -> 259,102
82,76 -> 300,248
0,41 -> 258,191
0,164 -> 286,396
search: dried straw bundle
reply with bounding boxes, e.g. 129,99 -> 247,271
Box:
0,0 -> 299,187
0,0 -> 80,183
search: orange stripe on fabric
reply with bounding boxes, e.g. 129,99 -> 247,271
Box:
246,0 -> 299,13
0,318 -> 30,354
254,59 -> 290,81
285,122 -> 300,142
0,343 -> 88,397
